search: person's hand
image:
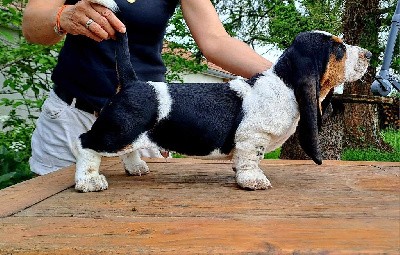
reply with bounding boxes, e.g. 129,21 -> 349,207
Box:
59,0 -> 126,42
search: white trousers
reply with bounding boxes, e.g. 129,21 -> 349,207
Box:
30,90 -> 163,175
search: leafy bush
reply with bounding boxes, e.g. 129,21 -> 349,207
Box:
0,120 -> 35,189
1,3 -> 61,189
0,146 -> 33,189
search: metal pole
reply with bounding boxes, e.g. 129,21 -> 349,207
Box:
371,0 -> 400,96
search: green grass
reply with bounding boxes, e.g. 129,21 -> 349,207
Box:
172,152 -> 185,158
264,148 -> 281,159
342,128 -> 400,162
262,129 -> 399,162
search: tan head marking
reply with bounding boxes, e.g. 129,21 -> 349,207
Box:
319,49 -> 347,113
332,36 -> 343,44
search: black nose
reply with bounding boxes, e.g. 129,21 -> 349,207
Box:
365,51 -> 372,59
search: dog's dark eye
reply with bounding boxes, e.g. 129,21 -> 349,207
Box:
334,44 -> 346,60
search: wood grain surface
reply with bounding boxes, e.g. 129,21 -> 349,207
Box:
0,158 -> 398,254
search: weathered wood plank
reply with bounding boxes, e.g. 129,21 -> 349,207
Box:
0,159 -> 121,218
0,217 -> 397,254
0,159 -> 398,254
0,165 -> 75,218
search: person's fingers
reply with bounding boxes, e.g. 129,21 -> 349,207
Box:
85,17 -> 109,40
82,19 -> 105,42
92,4 -> 126,33
59,0 -> 122,41
75,0 -> 109,40
83,3 -> 116,39
62,13 -> 103,42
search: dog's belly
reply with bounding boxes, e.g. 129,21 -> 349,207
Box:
148,115 -> 238,156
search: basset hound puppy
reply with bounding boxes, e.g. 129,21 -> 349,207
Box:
73,0 -> 371,192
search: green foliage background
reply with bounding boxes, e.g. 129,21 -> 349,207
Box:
0,2 -> 62,188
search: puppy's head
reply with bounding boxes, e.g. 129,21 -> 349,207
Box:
274,31 -> 371,164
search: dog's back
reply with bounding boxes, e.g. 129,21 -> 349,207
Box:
146,82 -> 244,156
80,32 -> 245,156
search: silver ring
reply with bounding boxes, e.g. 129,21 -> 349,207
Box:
85,18 -> 94,29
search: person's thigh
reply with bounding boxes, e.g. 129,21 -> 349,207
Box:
29,91 -> 96,175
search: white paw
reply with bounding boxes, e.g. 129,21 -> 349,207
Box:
124,160 -> 150,176
235,168 -> 272,190
75,174 -> 108,192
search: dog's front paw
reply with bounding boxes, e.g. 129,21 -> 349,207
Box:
75,174 -> 108,192
124,159 -> 150,176
235,168 -> 272,190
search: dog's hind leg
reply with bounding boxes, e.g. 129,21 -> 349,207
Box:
120,150 -> 150,176
233,137 -> 272,190
73,139 -> 108,192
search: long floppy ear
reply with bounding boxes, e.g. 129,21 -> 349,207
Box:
273,32 -> 335,165
294,74 -> 323,165
319,88 -> 335,126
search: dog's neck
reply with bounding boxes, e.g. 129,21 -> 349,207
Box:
271,54 -> 297,90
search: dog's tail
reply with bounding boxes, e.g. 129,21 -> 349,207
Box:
88,0 -> 136,86
115,31 -> 138,87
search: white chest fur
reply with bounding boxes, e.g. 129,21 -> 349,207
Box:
234,69 -> 300,153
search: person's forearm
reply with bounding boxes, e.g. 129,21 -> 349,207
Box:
23,0 -> 125,45
202,36 -> 272,79
22,1 -> 65,45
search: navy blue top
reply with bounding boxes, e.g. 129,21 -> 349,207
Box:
52,0 -> 179,111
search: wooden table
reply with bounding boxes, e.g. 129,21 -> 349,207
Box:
0,158 -> 399,254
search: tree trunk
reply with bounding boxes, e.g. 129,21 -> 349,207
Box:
280,101 -> 344,160
280,0 -> 391,159
342,0 -> 391,150
281,0 -> 393,160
